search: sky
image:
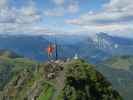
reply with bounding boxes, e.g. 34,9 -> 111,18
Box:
0,0 -> 133,37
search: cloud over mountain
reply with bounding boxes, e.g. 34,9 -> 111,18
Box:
65,0 -> 133,37
0,0 -> 132,37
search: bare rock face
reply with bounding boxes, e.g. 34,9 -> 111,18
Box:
44,60 -> 64,80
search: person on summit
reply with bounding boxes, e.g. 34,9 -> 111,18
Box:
47,43 -> 55,60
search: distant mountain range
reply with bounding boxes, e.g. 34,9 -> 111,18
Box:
0,33 -> 133,63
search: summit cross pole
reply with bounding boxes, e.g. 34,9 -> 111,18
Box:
54,21 -> 59,61
55,36 -> 58,60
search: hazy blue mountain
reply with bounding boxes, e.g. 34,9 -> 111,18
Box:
0,33 -> 133,63
92,32 -> 133,55
0,34 -> 49,61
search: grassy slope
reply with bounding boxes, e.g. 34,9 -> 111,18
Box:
0,51 -> 55,100
97,56 -> 133,100
102,56 -> 133,70
0,55 -> 37,90
38,84 -> 55,100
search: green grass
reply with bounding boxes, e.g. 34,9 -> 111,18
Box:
0,54 -> 39,91
38,85 -> 55,100
103,56 -> 133,70
0,51 -> 56,100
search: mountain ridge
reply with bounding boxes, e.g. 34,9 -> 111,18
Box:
0,50 -> 122,100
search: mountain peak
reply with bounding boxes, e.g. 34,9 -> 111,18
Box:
96,32 -> 110,38
0,49 -> 22,59
58,59 -> 122,100
0,53 -> 123,100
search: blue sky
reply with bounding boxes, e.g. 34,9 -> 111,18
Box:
0,0 -> 133,37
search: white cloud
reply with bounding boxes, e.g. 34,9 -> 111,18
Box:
0,0 -> 41,24
53,0 -> 64,5
44,8 -> 64,17
0,0 -> 42,33
0,0 -> 8,10
0,0 -> 57,35
17,2 -> 41,24
67,1 -> 79,13
65,19 -> 80,24
65,0 -> 133,37
45,0 -> 79,17
0,0 -> 132,37
104,0 -> 133,12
